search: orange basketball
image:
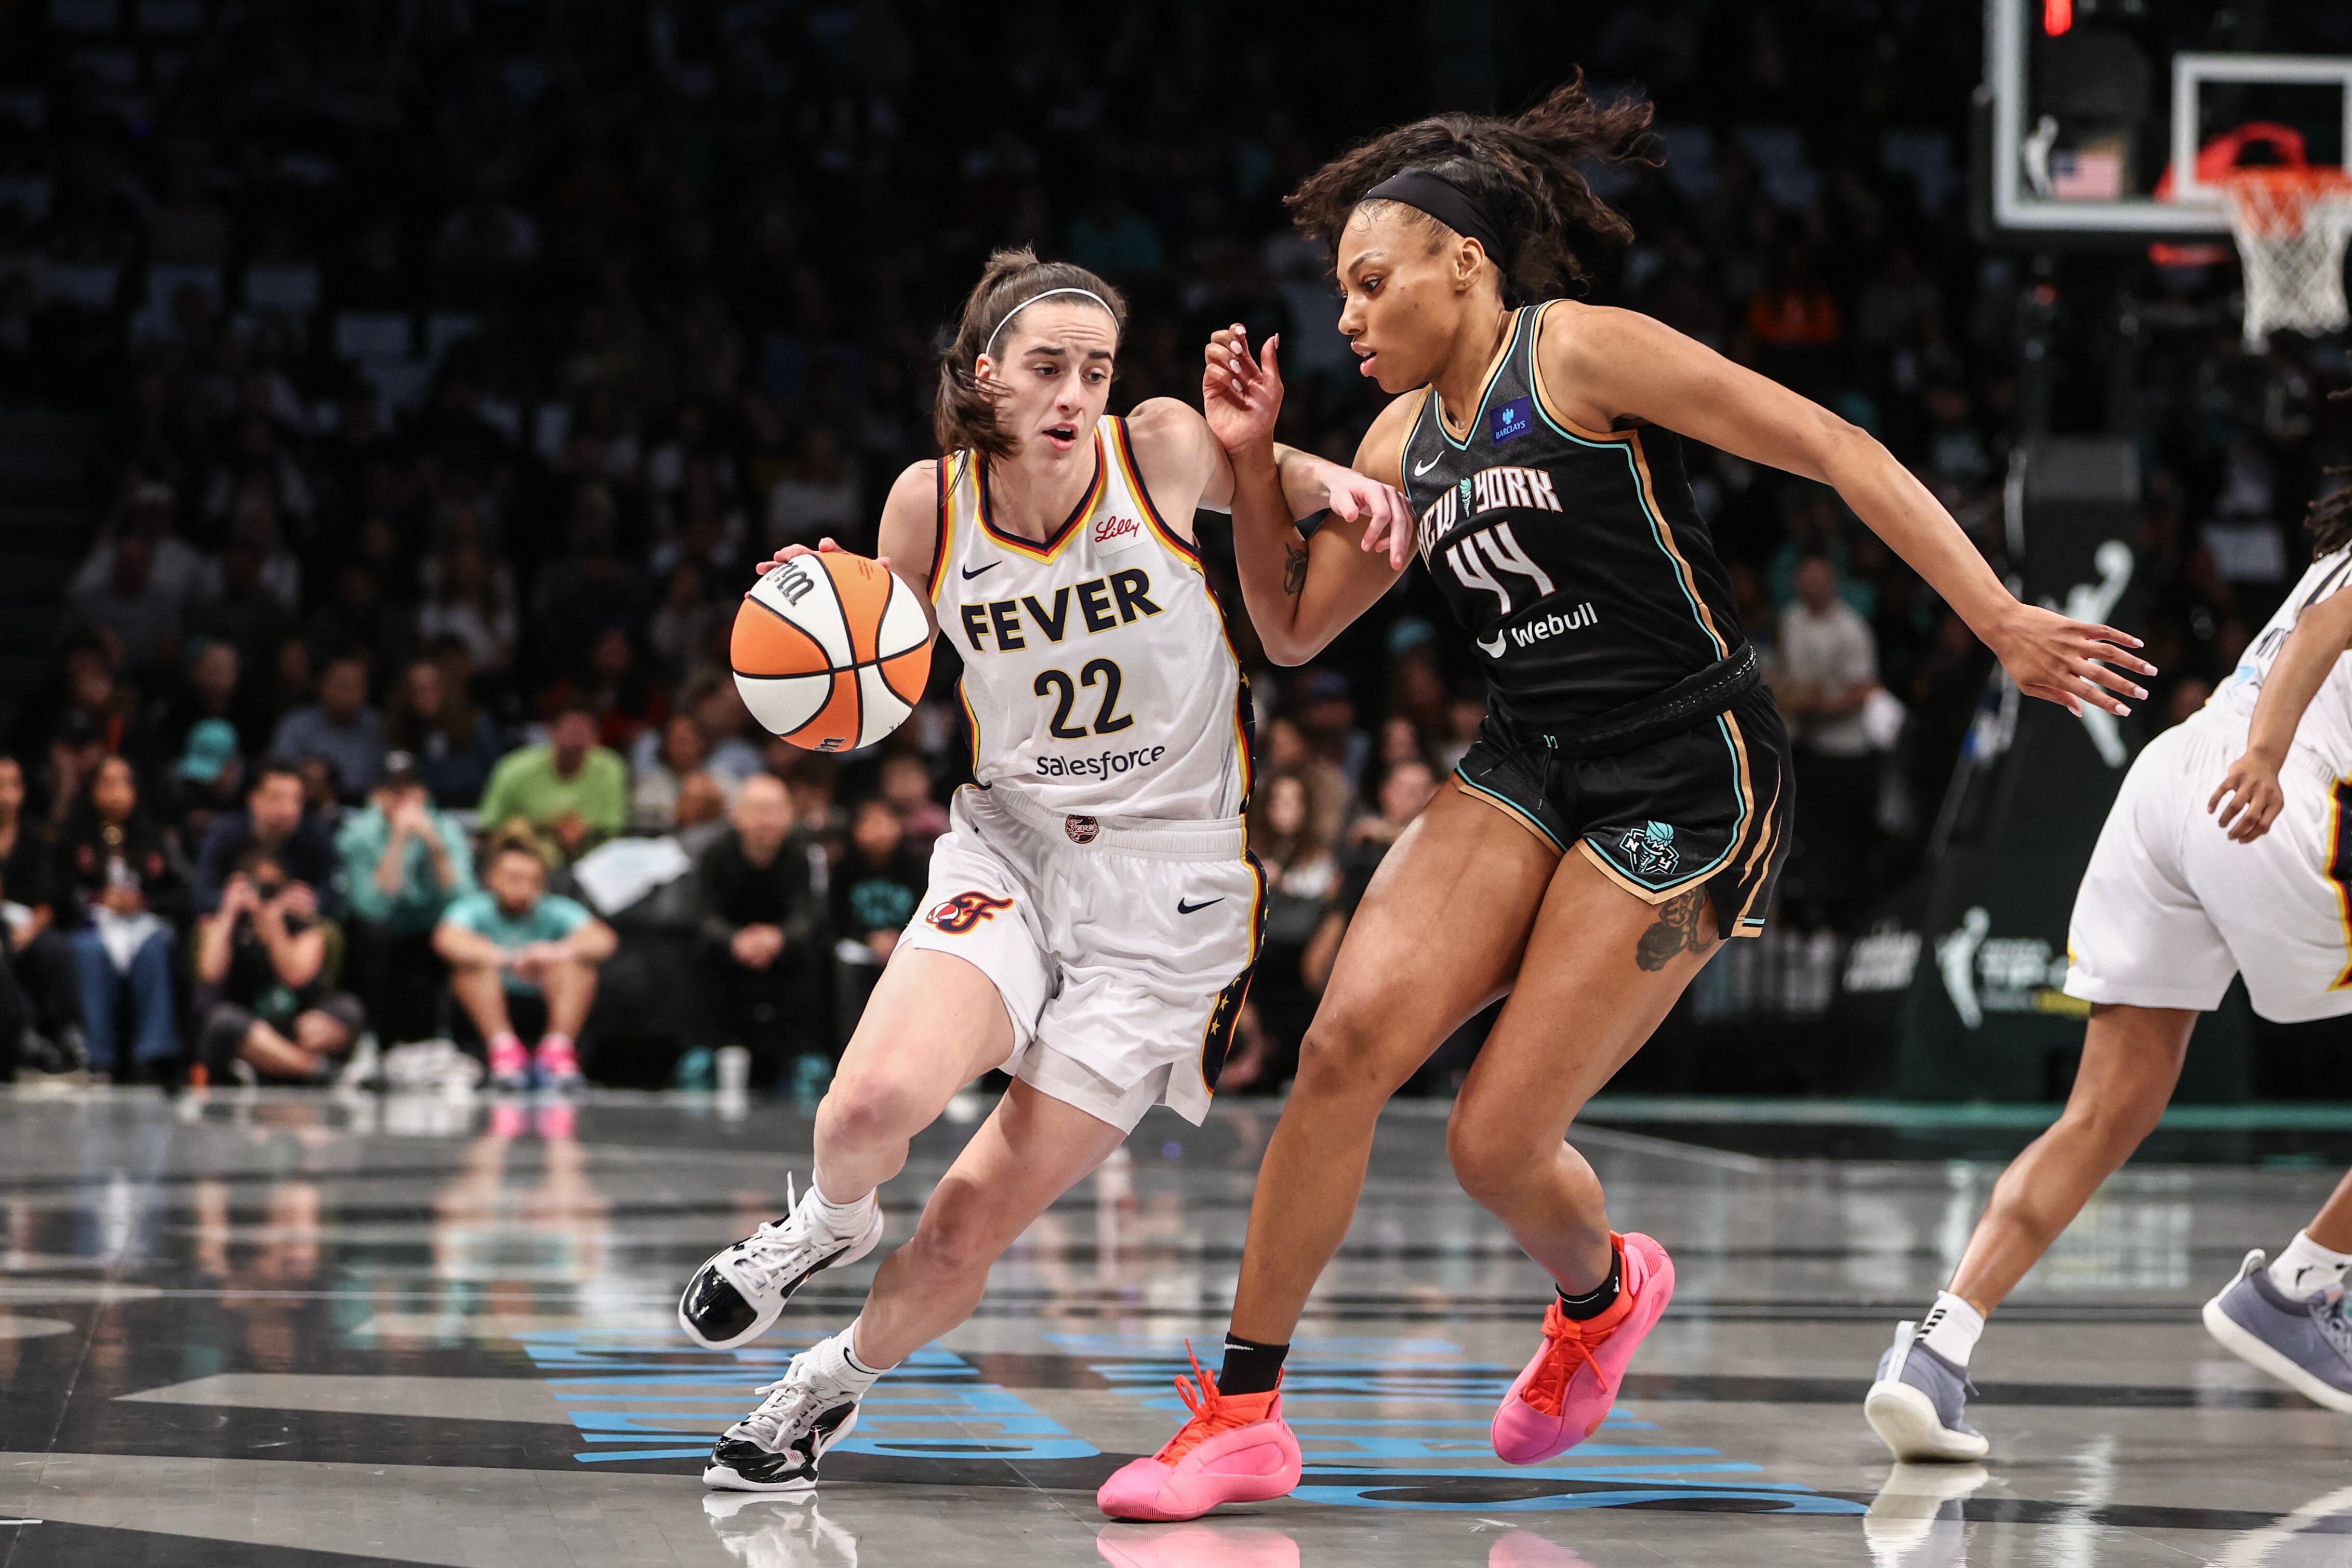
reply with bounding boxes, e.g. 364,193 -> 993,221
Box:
732,552 -> 933,752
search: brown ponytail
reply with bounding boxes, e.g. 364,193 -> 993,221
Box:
1284,74 -> 1657,303
932,248 -> 1127,459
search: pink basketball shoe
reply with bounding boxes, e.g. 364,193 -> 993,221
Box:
1491,1232 -> 1675,1465
1096,1347 -> 1302,1522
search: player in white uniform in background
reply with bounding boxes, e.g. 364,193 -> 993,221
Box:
1867,474 -> 2352,1464
677,248 -> 1409,1491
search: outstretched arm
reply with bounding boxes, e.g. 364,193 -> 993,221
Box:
1203,328 -> 1417,665
2210,588 -> 2352,842
1546,307 -> 2155,718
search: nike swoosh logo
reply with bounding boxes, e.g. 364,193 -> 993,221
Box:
1413,454 -> 1443,476
961,562 -> 999,579
1176,897 -> 1224,914
1477,633 -> 1507,658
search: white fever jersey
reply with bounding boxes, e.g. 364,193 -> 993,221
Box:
2209,546 -> 2352,772
927,415 -> 1251,822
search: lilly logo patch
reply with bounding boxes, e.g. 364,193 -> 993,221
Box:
1092,514 -> 1144,551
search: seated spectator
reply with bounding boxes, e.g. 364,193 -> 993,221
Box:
1308,758 -> 1440,991
192,852 -> 365,1085
269,653 -> 388,799
0,755 -> 84,1069
543,626 -> 667,753
416,541 -> 518,676
158,717 -> 245,843
1346,756 -> 1438,853
878,752 -> 948,854
477,700 -> 628,862
1772,553 -> 1884,931
684,676 -> 767,787
386,656 -> 504,808
68,481 -> 219,671
434,838 -> 616,1090
337,753 -> 475,1044
830,798 -> 925,963
191,758 -> 336,915
695,774 -> 823,1085
632,713 -> 712,832
56,756 -> 189,1080
1221,769 -> 1344,1093
135,636 -> 246,776
674,771 -> 729,836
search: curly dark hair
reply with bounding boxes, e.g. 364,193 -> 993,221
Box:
1283,74 -> 1657,304
932,248 -> 1127,461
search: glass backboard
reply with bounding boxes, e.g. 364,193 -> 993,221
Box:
1982,0 -> 2352,242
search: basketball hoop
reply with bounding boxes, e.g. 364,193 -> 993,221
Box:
2223,166 -> 2352,348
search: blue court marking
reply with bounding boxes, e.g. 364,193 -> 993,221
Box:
513,1330 -> 1098,1465
1081,1347 -> 1857,1516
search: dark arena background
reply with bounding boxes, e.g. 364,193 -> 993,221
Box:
4,0 -> 2352,1563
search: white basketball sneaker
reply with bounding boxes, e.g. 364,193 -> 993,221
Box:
678,1176 -> 885,1350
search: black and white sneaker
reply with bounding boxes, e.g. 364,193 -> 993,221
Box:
679,1175 -> 886,1350
703,1343 -> 870,1493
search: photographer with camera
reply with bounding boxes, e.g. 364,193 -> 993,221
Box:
192,849 -> 365,1085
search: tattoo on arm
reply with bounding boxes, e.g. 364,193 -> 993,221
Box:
1282,538 -> 1308,596
1635,886 -> 1717,971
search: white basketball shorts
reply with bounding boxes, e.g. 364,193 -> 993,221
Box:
895,786 -> 1264,1130
2065,712 -> 2352,1022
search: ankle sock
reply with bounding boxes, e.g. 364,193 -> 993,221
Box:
806,1179 -> 875,1234
487,1032 -> 524,1067
1217,1334 -> 1289,1396
1557,1239 -> 1624,1321
1916,1291 -> 1985,1368
2270,1230 -> 2352,1300
821,1321 -> 888,1389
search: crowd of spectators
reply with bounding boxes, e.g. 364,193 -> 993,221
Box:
1,1 -> 2349,1089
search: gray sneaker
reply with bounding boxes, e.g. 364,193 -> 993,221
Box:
1865,1321 -> 1989,1462
2202,1249 -> 2352,1413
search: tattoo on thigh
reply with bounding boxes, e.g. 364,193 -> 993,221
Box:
1283,539 -> 1308,596
1635,887 -> 1715,971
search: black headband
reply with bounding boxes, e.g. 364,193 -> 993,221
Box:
1362,168 -> 1507,266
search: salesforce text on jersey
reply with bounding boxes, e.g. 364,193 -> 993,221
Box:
1034,743 -> 1169,780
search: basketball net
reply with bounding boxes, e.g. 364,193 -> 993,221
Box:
2224,168 -> 2352,349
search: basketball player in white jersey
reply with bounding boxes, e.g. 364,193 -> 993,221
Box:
1868,477 -> 2352,1461
676,248 -> 1409,1491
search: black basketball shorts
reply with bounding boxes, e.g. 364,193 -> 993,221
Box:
1453,686 -> 1796,940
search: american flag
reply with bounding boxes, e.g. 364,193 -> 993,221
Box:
2051,151 -> 2123,202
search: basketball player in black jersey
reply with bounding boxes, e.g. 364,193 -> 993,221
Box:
1097,78 -> 2154,1522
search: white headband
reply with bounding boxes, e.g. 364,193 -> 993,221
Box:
982,287 -> 1118,360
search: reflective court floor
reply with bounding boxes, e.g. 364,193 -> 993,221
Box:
5,1087 -> 2352,1567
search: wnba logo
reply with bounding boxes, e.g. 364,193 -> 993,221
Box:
926,891 -> 1013,933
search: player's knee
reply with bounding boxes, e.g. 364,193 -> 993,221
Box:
1293,1008 -> 1416,1106
817,1072 -> 928,1149
1444,1112 -> 1533,1208
903,1202 -> 996,1285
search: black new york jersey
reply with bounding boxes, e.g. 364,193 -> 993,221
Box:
1397,301 -> 1747,733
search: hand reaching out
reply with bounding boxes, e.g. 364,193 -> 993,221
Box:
1205,323 -> 1414,570
1203,324 -> 1283,456
1987,603 -> 2155,719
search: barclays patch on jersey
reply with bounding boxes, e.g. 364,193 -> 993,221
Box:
1490,396 -> 1535,445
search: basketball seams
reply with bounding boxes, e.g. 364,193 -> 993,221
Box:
732,554 -> 935,750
